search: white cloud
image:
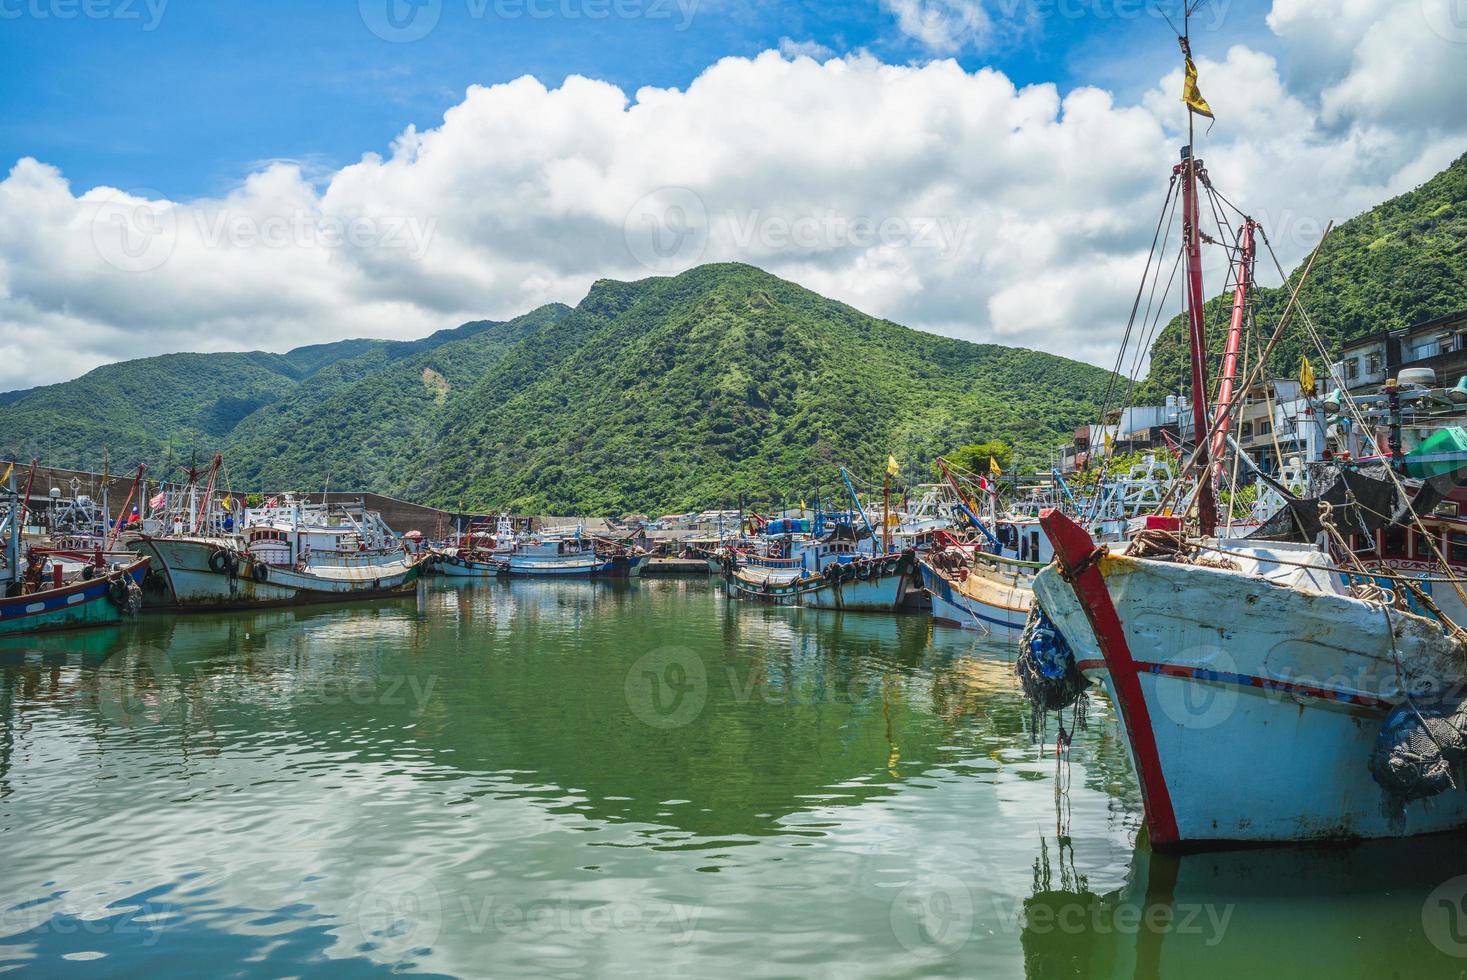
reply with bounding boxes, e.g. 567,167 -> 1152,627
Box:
777,37 -> 835,61
879,0 -> 992,53
0,1 -> 1463,393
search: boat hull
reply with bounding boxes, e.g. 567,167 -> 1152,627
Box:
134,537 -> 421,610
1033,509 -> 1467,848
918,559 -> 1031,635
725,553 -> 914,612
0,557 -> 149,636
500,552 -> 649,578
434,553 -> 502,577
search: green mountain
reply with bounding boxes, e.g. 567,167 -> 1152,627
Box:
0,265 -> 1112,512
224,303 -> 571,492
404,264 -> 1111,513
1140,151 -> 1467,401
0,317 -> 526,478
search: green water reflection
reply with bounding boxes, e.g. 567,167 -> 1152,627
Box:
0,578 -> 1462,977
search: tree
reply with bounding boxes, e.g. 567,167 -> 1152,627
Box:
944,440 -> 1013,477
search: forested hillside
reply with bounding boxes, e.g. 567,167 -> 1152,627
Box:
1139,152 -> 1467,401
0,266 -> 1112,512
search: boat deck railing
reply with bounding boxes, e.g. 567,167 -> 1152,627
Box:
746,555 -> 805,568
975,550 -> 1047,571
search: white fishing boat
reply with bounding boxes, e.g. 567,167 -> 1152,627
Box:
1033,508 -> 1467,845
920,534 -> 1041,636
1022,20 -> 1467,849
497,524 -> 649,578
920,454 -> 1179,635
135,494 -> 423,609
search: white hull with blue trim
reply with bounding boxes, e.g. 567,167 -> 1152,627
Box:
1034,509 -> 1467,847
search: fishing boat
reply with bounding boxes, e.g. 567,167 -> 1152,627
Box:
496,524 -> 649,577
1023,20 -> 1467,848
1,467 -> 149,635
921,529 -> 1042,636
134,493 -> 423,609
722,515 -> 915,612
433,516 -> 511,577
920,455 -> 1178,635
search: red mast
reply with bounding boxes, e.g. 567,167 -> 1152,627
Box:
1177,29 -> 1216,537
194,453 -> 223,533
1209,219 -> 1256,481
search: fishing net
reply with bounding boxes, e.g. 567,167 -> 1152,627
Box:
1017,606 -> 1090,742
1247,461 -> 1410,543
1368,699 -> 1467,812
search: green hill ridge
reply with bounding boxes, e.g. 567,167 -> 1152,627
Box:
0,265 -> 1112,512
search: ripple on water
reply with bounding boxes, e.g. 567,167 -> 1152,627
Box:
6,580 -> 1465,978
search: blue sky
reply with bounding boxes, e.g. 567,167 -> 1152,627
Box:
1,0 -> 1274,198
1,0 -> 1460,391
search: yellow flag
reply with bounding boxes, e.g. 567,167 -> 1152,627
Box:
799,498 -> 806,512
1104,432 -> 1115,454
0,462 -> 11,486
1182,55 -> 1214,119
1299,356 -> 1315,394
989,456 -> 1002,477
886,455 -> 900,477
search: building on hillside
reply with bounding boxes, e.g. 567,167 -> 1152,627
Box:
1332,310 -> 1467,394
1059,403 -> 1183,472
1232,381 -> 1326,476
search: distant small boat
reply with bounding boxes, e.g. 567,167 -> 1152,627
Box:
722,525 -> 914,612
433,517 -> 511,577
497,525 -> 649,577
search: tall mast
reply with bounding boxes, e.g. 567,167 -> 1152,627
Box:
1177,14 -> 1216,537
1210,219 -> 1257,482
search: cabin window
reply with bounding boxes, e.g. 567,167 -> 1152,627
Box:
1450,532 -> 1467,565
1258,421 -> 1272,436
1382,526 -> 1408,557
1345,360 -> 1359,380
1366,352 -> 1382,373
1434,502 -> 1459,518
1029,531 -> 1040,560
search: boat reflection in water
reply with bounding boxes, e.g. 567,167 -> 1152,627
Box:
1018,830 -> 1467,978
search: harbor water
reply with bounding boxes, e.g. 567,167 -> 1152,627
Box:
1,578 -> 1463,977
